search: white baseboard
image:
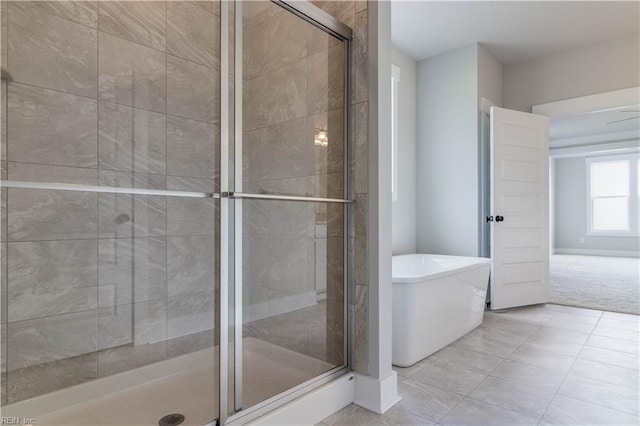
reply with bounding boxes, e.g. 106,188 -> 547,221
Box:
554,248 -> 640,258
252,373 -> 355,426
353,371 -> 401,414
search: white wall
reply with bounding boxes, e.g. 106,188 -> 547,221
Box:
416,44 -> 479,256
555,157 -> 640,255
416,44 -> 502,257
504,35 -> 640,112
391,45 -> 417,255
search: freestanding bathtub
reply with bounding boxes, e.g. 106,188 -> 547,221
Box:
392,254 -> 492,367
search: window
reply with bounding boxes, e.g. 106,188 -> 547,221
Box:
391,64 -> 400,202
587,154 -> 640,235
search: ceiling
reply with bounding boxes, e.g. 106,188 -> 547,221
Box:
391,1 -> 640,64
550,106 -> 640,141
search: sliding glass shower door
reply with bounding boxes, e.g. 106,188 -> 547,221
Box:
220,1 -> 352,422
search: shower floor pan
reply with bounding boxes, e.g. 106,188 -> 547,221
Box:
2,337 -> 333,426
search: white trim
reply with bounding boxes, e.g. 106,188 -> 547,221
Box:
353,372 -> 401,414
550,140 -> 640,159
550,130 -> 640,148
554,248 -> 640,258
533,87 -> 640,118
391,64 -> 400,202
252,373 -> 355,426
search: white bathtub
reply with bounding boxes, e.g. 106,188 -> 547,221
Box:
392,254 -> 491,367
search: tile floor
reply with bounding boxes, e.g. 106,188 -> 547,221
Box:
320,304 -> 640,426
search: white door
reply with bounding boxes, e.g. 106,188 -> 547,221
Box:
490,106 -> 550,310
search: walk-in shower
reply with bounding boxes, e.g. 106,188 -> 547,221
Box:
0,1 -> 353,424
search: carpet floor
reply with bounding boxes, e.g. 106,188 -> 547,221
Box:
550,254 -> 640,314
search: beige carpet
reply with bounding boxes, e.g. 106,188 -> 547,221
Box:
550,254 -> 640,314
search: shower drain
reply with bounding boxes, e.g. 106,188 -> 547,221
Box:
158,413 -> 185,426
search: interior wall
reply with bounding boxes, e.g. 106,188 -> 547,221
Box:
504,35 -> 640,112
554,156 -> 640,255
415,43 -> 502,257
391,45 -> 416,255
416,44 -> 479,256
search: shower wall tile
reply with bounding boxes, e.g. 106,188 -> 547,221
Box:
354,284 -> 368,373
311,0 -> 355,28
309,109 -> 344,176
8,83 -> 98,168
268,117 -> 310,180
243,128 -> 269,183
326,237 -> 344,302
243,284 -> 269,322
7,309 -> 97,371
244,75 -> 269,131
244,20 -> 269,80
167,115 -> 218,179
133,298 -> 167,345
307,22 -> 340,56
243,1 -> 279,30
18,1 -> 98,28
167,1 -> 220,69
167,177 -> 216,236
307,45 -> 345,115
7,239 -> 98,322
167,55 -> 218,124
97,172 -> 168,239
354,102 -> 368,193
99,32 -> 166,113
268,235 -> 310,294
98,238 -> 133,308
8,3 -> 98,98
98,304 -> 132,351
97,171 -> 134,239
1,244 -> 6,324
167,235 -> 215,297
98,1 -> 166,51
133,237 -> 167,303
314,172 -> 345,201
98,101 -> 167,174
268,60 -> 307,125
167,175 -> 215,193
7,352 -> 97,404
1,82 -> 6,164
166,328 -> 214,358
7,163 -> 98,242
1,2 -> 6,71
268,200 -> 313,237
267,11 -> 307,72
243,199 -> 269,235
166,290 -> 214,339
354,193 -> 367,287
353,10 -> 368,104
1,323 -> 6,405
132,173 -> 168,237
97,340 -> 166,378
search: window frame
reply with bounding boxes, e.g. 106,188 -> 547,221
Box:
586,153 -> 640,237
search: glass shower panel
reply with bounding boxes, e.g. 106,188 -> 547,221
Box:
237,1 -> 347,411
0,1 -> 220,425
